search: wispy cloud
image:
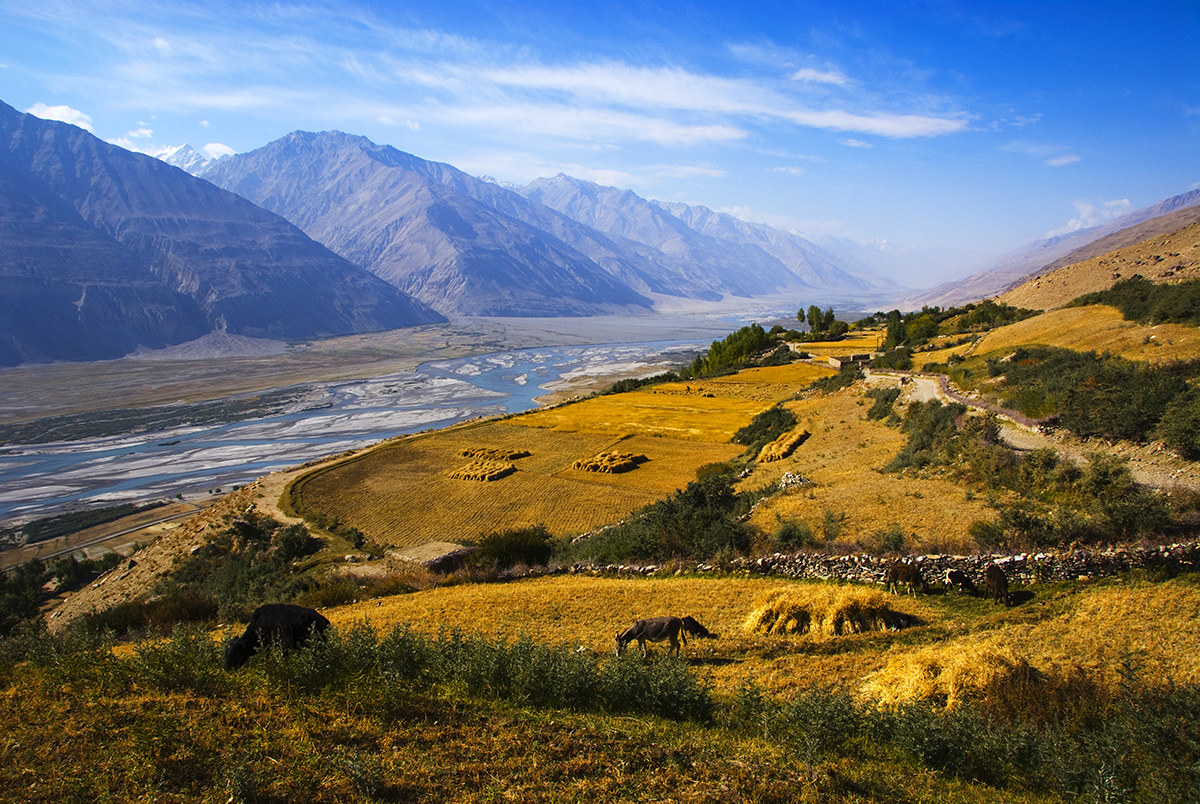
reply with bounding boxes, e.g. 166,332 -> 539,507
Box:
1044,198 -> 1132,237
1001,139 -> 1080,166
773,165 -> 806,176
25,102 -> 93,131
1045,154 -> 1081,167
790,67 -> 850,86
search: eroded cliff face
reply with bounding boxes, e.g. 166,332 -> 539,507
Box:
0,102 -> 443,366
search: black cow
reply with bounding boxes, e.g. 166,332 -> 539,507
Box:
984,564 -> 1011,606
945,568 -> 978,595
885,561 -> 928,594
224,603 -> 331,670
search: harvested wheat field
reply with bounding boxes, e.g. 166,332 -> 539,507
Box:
738,381 -> 995,552
291,361 -> 834,548
323,574 -> 937,695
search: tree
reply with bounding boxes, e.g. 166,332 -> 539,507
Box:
796,308 -> 807,325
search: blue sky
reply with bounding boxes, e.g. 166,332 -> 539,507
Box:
2,0 -> 1197,282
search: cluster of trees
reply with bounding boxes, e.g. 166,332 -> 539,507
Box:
1,552 -> 123,636
681,324 -> 800,379
795,305 -> 850,340
854,301 -> 1037,351
1070,275 -> 1200,327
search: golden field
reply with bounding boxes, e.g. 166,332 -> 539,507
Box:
290,361 -> 835,548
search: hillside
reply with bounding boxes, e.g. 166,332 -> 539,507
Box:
910,189 -> 1200,308
0,103 -> 443,366
997,219 -> 1200,310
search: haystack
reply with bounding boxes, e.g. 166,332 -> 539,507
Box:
459,447 -> 531,461
859,638 -> 1044,710
757,429 -> 811,463
447,460 -> 516,481
572,451 -> 649,473
743,586 -> 914,640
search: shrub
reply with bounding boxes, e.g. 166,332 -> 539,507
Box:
1156,386 -> 1200,459
471,524 -> 554,570
866,386 -> 901,420
732,404 -> 797,455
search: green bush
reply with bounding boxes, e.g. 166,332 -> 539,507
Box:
732,404 -> 797,455
866,386 -> 901,420
471,524 -> 554,570
1156,386 -> 1200,459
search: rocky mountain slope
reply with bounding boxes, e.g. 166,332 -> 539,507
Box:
200,132 -> 654,317
909,189 -> 1200,308
997,218 -> 1200,310
0,102 -> 443,366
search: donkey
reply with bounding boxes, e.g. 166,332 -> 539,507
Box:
680,615 -> 718,640
615,616 -> 686,657
985,564 -> 1011,606
225,603 -> 330,670
885,561 -> 928,595
945,568 -> 978,595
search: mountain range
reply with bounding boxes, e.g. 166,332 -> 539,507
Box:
0,102 -> 443,366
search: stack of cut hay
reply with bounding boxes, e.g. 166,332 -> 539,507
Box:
460,447 -> 531,460
859,638 -> 1045,710
447,460 -> 516,481
757,430 -> 810,463
572,451 -> 649,473
743,586 -> 913,639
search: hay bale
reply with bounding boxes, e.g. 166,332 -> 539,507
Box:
447,460 -> 516,481
459,447 -> 531,461
572,452 -> 649,474
757,429 -> 811,462
859,639 -> 1045,709
743,586 -> 913,639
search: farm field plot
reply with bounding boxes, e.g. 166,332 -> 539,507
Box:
293,421 -> 745,547
292,361 -> 832,548
738,384 -> 995,552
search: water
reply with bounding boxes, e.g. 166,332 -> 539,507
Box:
0,340 -> 702,521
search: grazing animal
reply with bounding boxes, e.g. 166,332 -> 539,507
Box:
945,569 -> 978,595
885,561 -> 928,595
224,603 -> 331,670
615,616 -> 686,657
984,564 -> 1011,606
680,615 -> 718,639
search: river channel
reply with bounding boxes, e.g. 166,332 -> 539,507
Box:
0,340 -> 702,521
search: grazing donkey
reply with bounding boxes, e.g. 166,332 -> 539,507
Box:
945,569 -> 978,595
225,603 -> 330,670
885,561 -> 928,595
680,615 -> 718,640
985,564 -> 1011,606
615,616 -> 686,657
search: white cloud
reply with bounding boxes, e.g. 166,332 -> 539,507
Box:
202,142 -> 235,159
791,67 -> 849,86
1044,198 -> 1132,237
379,116 -> 420,130
199,119 -> 211,128
25,103 -> 94,132
840,138 -> 874,149
1046,154 -> 1080,167
127,127 -> 154,139
773,166 -> 806,176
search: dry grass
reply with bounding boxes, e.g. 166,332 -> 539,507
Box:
998,220 -> 1200,311
971,305 -> 1200,364
737,386 -> 995,552
860,638 -> 1044,709
459,447 -> 531,460
744,586 -> 918,638
757,429 -> 810,462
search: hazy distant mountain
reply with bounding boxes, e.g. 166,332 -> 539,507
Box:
518,174 -> 890,300
202,132 -> 653,317
0,101 -> 443,366
908,189 -> 1200,308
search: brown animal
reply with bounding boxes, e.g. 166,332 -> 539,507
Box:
886,561 -> 928,594
615,616 -> 686,656
945,568 -> 978,595
225,603 -> 330,670
985,563 -> 1011,606
680,615 -> 718,639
